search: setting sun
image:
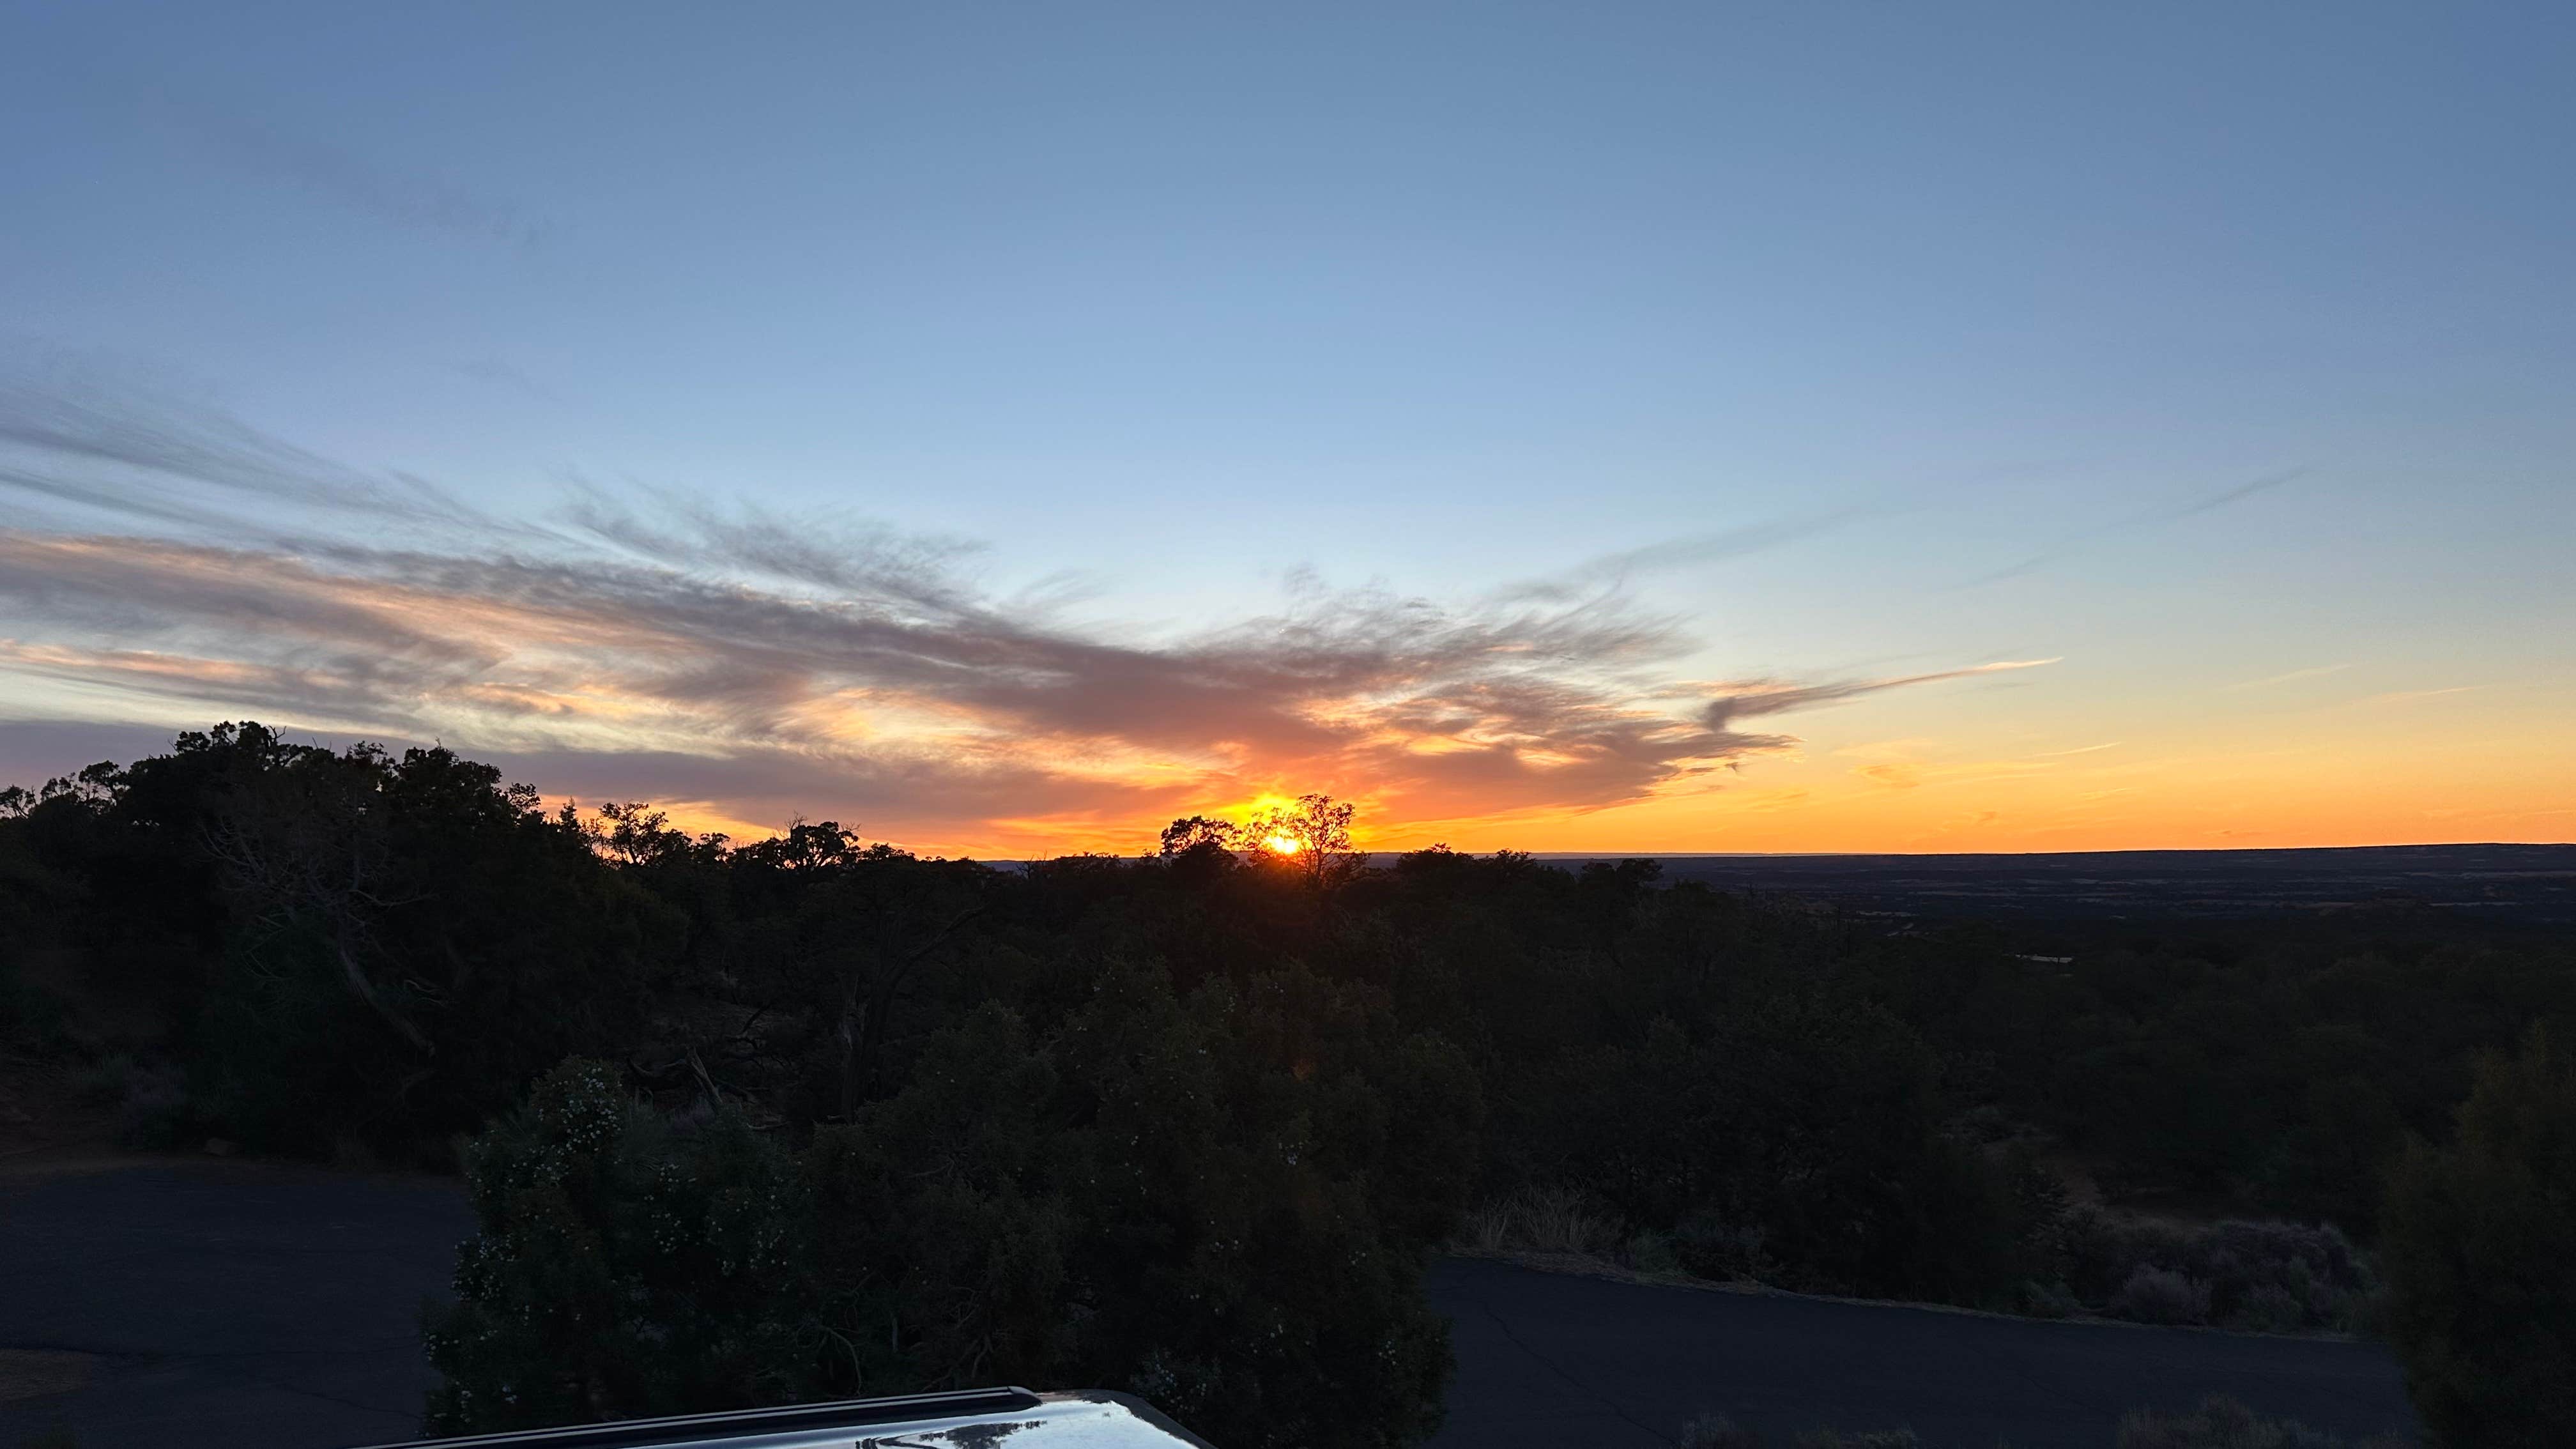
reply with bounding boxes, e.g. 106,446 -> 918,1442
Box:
1263,834 -> 1302,855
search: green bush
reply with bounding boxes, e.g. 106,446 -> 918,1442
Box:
1673,1213 -> 1779,1283
813,969 -> 1469,1449
2111,1266 -> 2213,1326
2061,1211 -> 2376,1331
2380,1025 -> 2576,1447
1540,999 -> 2041,1304
423,1060 -> 820,1430
0,726 -> 677,1160
428,964 -> 1478,1448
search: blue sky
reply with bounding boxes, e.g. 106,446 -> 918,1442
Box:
1,1 -> 2570,852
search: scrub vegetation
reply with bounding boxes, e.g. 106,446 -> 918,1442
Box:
3,724 -> 2570,1445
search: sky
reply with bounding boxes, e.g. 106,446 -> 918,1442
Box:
1,1 -> 2571,856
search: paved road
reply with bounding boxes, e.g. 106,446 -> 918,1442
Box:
1430,1258 -> 2416,1447
2,1163 -> 2420,1449
0,1160 -> 473,1449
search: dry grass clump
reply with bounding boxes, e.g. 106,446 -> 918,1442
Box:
1676,1416 -> 1919,1448
2066,1213 -> 2379,1331
1454,1184 -> 1622,1258
1678,1414 -> 1765,1449
2116,1395 -> 2409,1448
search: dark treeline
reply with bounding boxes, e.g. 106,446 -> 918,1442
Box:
3,724 -> 2571,1446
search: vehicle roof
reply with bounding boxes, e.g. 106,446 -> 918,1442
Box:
351,1389 -> 1215,1449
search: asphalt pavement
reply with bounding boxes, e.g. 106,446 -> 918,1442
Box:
1429,1257 -> 2417,1447
0,1159 -> 473,1449
2,1161 -> 2420,1449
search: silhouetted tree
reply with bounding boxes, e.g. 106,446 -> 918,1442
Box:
1244,793 -> 1356,885
431,961 -> 1477,1448
2381,1025 -> 2576,1446
0,723 -> 675,1157
1158,815 -> 1241,856
424,1059 -> 818,1431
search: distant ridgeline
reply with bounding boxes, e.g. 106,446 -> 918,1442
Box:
985,845 -> 2576,923
1521,845 -> 2576,923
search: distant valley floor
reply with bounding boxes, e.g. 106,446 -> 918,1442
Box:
1528,843 -> 2576,924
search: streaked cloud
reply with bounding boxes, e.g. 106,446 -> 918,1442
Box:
189,109 -> 544,250
1499,510 -> 1863,603
1695,659 -> 2060,750
2361,686 -> 2480,706
0,378 -> 2044,850
2225,663 -> 2351,691
1966,468 -> 2313,588
0,366 -> 501,539
1857,762 -> 1922,790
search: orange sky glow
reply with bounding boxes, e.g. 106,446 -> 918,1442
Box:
0,514 -> 2566,859
0,514 -> 2565,860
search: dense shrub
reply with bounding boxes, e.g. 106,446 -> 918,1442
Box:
2062,1211 -> 2375,1331
2380,1025 -> 2576,1447
431,961 -> 1480,1448
423,1061 -> 817,1429
1672,1213 -> 1781,1284
2110,1266 -> 2214,1326
1,726 -> 674,1158
1450,1185 -> 1622,1259
1533,1000 -> 2043,1303
811,967 -> 1477,1449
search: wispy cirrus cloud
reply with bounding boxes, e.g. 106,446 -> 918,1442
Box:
2361,686 -> 2479,707
188,109 -> 545,250
0,376 -> 2049,850
2224,663 -> 2350,691
1499,510 -> 1864,603
0,367 -> 502,540
1694,660 -> 2061,753
1964,468 -> 2313,588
